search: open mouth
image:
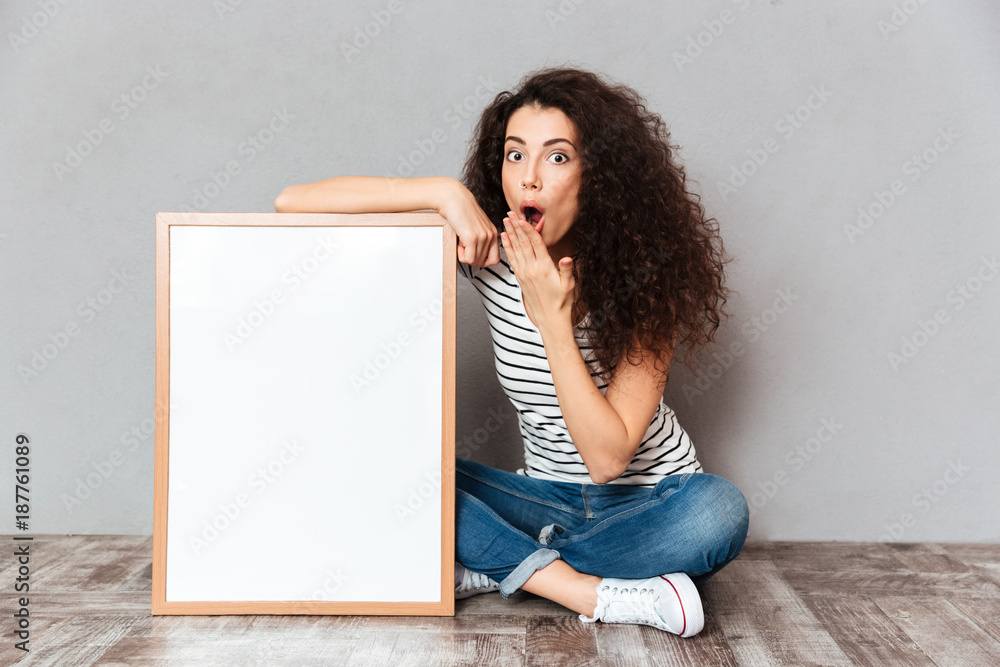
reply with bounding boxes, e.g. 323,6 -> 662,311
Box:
521,204 -> 545,234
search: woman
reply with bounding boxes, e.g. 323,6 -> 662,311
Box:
275,66 -> 749,638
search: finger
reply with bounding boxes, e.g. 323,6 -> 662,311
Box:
558,257 -> 574,286
480,218 -> 498,266
506,212 -> 532,259
503,217 -> 520,260
500,223 -> 518,273
509,208 -> 536,239
519,210 -> 546,251
487,233 -> 501,266
513,218 -> 539,261
459,232 -> 479,267
524,218 -> 546,253
512,218 -> 534,265
505,221 -> 524,271
501,232 -> 520,277
471,228 -> 486,267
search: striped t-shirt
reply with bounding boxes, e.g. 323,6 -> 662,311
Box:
458,245 -> 702,487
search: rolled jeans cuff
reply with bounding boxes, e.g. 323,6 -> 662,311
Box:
498,548 -> 561,599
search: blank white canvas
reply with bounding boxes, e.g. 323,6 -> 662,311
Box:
166,224 -> 443,602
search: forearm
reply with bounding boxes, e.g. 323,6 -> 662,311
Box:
274,175 -> 454,214
540,323 -> 632,484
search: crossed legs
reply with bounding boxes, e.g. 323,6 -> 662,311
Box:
521,559 -> 603,616
455,458 -> 750,612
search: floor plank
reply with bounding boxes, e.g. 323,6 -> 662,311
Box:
706,559 -> 853,666
937,543 -> 1000,565
457,590 -> 576,617
973,563 -> 1000,588
774,541 -> 1000,600
4,535 -> 1000,666
638,615 -> 740,667
11,615 -> 141,667
802,595 -> 935,666
0,616 -> 68,666
593,622 -> 650,666
949,597 -> 1000,644
525,616 -> 599,667
883,542 -> 973,574
95,615 -> 363,666
343,630 -> 401,667
875,596 -> 1000,667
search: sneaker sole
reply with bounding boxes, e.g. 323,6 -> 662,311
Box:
658,573 -> 704,638
455,584 -> 500,600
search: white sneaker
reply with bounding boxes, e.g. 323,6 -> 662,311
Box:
578,572 -> 704,638
455,562 -> 501,599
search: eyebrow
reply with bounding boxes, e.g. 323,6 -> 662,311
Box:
504,136 -> 577,150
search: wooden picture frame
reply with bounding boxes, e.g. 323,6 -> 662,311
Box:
152,212 -> 456,616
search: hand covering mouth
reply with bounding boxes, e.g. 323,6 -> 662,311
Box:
520,202 -> 545,233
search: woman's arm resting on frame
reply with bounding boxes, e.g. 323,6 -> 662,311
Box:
274,176 -> 499,267
274,175 -> 448,214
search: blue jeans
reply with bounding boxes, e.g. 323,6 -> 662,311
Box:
455,457 -> 749,599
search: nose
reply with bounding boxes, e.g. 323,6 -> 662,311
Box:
520,154 -> 543,190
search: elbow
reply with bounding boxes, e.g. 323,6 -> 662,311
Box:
591,472 -> 613,485
593,460 -> 627,485
273,186 -> 296,213
605,468 -> 627,485
595,446 -> 635,484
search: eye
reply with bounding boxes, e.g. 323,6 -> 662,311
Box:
506,149 -> 523,162
549,152 -> 569,164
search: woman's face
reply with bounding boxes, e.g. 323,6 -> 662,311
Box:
501,105 -> 582,253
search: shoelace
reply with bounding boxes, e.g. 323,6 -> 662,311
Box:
460,569 -> 495,592
598,584 -> 657,623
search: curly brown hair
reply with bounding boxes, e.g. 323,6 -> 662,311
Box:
460,66 -> 732,382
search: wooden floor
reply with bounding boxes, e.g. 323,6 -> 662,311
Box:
3,537 -> 1000,666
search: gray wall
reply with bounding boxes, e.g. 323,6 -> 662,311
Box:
2,0 -> 998,542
